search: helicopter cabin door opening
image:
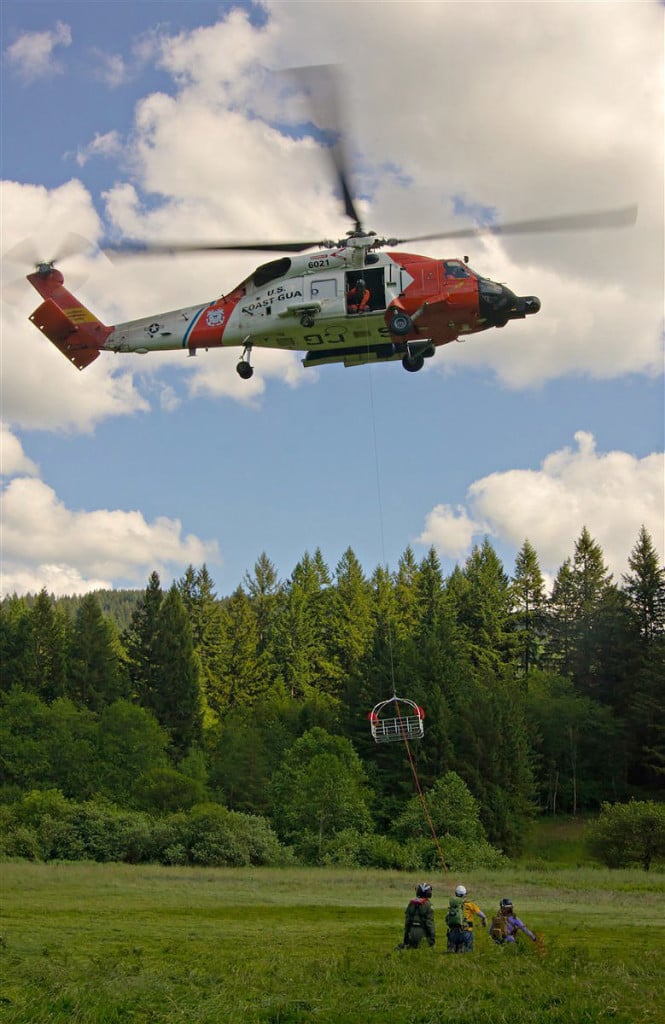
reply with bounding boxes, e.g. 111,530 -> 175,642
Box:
346,267 -> 386,313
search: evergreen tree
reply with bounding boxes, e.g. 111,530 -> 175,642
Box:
211,586 -> 268,713
244,552 -> 281,655
27,588 -> 68,702
123,571 -> 163,708
330,547 -> 373,683
453,669 -> 534,853
69,593 -> 127,710
451,539 -> 514,670
569,526 -> 613,695
0,596 -> 33,692
511,539 -> 546,677
623,526 -> 665,642
273,552 -> 337,698
394,546 -> 421,642
622,527 -> 665,784
150,584 -> 203,760
177,564 -> 223,718
547,558 -> 576,675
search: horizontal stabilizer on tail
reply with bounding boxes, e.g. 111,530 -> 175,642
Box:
30,298 -> 102,370
27,268 -> 113,370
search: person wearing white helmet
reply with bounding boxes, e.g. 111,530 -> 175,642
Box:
445,883 -> 487,953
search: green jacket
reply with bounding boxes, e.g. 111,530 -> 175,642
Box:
404,898 -> 435,946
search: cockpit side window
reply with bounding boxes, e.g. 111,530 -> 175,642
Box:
443,260 -> 471,279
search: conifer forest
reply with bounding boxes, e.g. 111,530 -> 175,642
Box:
1,525 -> 663,869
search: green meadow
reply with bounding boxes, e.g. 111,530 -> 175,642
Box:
1,861 -> 664,1023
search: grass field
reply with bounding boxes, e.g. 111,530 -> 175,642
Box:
1,862 -> 664,1023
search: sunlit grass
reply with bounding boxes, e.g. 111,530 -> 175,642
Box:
1,862 -> 664,1022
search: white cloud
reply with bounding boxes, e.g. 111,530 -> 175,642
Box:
5,21 -> 72,82
417,504 -> 483,561
1,564 -> 113,599
417,432 -> 664,578
75,131 -> 124,167
1,472 -> 221,597
0,422 -> 39,477
0,179 -> 150,432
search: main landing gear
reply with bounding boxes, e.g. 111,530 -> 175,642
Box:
236,341 -> 254,379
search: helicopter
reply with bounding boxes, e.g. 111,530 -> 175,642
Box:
24,68 -> 637,377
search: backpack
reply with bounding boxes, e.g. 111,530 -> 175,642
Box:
490,913 -> 509,942
407,899 -> 427,927
445,897 -> 466,929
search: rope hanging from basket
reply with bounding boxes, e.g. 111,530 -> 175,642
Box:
368,694 -> 448,873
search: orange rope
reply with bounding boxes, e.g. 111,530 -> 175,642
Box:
394,701 -> 448,873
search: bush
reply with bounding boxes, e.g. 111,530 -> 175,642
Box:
586,800 -> 665,870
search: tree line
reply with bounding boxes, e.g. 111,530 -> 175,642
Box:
1,525 -> 663,865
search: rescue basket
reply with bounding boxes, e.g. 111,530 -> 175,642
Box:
368,696 -> 425,744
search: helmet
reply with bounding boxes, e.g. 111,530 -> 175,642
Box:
500,898 -> 514,913
455,885 -> 467,898
416,882 -> 433,899
356,278 -> 366,289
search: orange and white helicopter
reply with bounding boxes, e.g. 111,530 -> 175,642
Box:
23,69 -> 637,378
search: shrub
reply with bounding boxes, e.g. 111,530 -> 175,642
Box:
586,800 -> 665,870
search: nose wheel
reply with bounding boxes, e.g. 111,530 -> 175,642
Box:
236,341 -> 254,379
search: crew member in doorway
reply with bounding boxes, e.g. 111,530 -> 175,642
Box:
346,278 -> 371,313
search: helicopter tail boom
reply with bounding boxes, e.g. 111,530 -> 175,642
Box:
28,269 -> 112,370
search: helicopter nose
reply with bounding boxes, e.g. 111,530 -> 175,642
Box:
523,296 -> 541,314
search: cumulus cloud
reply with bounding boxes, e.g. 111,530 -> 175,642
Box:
418,504 -> 483,562
0,422 -> 39,476
0,460 -> 221,597
5,21 -> 72,82
417,432 -> 664,578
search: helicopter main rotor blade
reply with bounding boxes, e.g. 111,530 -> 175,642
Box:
283,64 -> 364,234
103,239 -> 324,260
388,205 -> 638,245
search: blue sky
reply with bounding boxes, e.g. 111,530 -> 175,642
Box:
1,1 -> 663,597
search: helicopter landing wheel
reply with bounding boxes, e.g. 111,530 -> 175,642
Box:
300,313 -> 316,328
236,360 -> 254,380
402,354 -> 424,373
389,310 -> 413,336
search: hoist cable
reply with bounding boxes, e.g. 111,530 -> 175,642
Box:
366,374 -> 447,873
366,362 -> 398,696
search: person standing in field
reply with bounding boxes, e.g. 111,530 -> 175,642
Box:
399,882 -> 436,949
445,884 -> 487,953
489,898 -> 537,945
